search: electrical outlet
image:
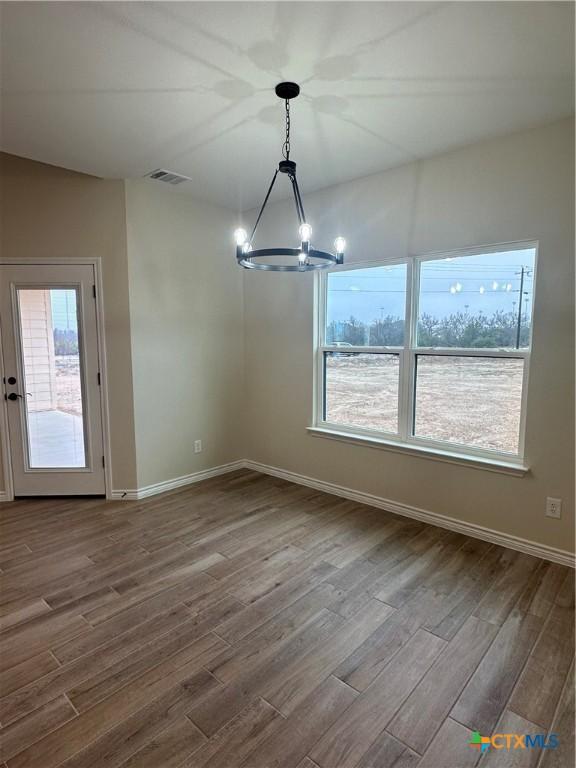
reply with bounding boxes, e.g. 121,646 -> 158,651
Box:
545,497 -> 562,519
194,440 -> 202,454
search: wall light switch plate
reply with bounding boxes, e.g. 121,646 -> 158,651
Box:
194,440 -> 202,454
545,497 -> 562,519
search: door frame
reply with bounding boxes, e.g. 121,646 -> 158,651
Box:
0,257 -> 113,501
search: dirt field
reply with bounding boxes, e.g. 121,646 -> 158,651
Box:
55,355 -> 83,417
325,354 -> 523,454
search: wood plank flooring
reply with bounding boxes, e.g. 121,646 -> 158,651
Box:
0,470 -> 573,768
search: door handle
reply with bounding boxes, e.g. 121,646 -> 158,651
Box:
6,392 -> 30,401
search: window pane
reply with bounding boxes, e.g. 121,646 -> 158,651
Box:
418,248 -> 536,349
414,356 -> 524,454
324,352 -> 399,434
327,264 -> 407,346
18,288 -> 86,468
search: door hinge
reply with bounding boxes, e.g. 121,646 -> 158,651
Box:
97,372 -> 101,386
102,455 -> 105,468
92,285 -> 96,299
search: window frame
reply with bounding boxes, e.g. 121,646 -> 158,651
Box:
314,241 -> 538,468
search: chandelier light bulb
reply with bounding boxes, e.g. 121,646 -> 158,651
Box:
479,285 -> 485,294
298,252 -> 307,264
455,282 -> 462,292
299,223 -> 312,242
334,237 -> 346,254
234,228 -> 247,246
506,283 -> 512,292
492,281 -> 499,290
450,285 -> 457,295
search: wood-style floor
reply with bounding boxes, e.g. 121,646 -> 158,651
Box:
0,470 -> 573,768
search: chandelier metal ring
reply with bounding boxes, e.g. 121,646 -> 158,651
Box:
234,82 -> 346,272
237,247 -> 340,271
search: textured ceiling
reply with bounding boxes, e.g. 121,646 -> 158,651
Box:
1,1 -> 573,211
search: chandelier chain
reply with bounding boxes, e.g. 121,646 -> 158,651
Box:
282,99 -> 291,160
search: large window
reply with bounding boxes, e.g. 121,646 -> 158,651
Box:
316,244 -> 537,464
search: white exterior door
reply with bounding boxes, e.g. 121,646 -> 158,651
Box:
0,264 -> 106,495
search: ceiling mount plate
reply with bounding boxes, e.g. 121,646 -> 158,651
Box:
275,81 -> 300,100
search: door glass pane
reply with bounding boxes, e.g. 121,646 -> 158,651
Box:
418,247 -> 536,349
324,352 -> 400,434
414,355 -> 524,454
17,288 -> 86,468
327,264 -> 407,346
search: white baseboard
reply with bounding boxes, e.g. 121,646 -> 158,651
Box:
109,489 -> 140,501
0,491 -> 11,503
110,460 -> 245,501
243,460 -> 576,569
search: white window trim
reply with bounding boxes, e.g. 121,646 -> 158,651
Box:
313,240 -> 538,473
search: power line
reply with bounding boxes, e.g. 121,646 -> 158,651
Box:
330,266 -> 532,276
330,289 -> 530,295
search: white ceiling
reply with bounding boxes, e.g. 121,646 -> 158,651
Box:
1,1 -> 573,211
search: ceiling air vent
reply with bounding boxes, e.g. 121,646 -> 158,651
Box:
145,169 -> 191,185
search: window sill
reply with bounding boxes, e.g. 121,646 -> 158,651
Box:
307,426 -> 529,477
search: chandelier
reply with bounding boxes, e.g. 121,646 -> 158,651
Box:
235,82 -> 346,271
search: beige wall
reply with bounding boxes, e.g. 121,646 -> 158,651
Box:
0,153 -> 138,490
242,118 -> 575,554
125,180 -> 244,489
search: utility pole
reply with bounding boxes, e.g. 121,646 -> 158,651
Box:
515,267 -> 525,349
